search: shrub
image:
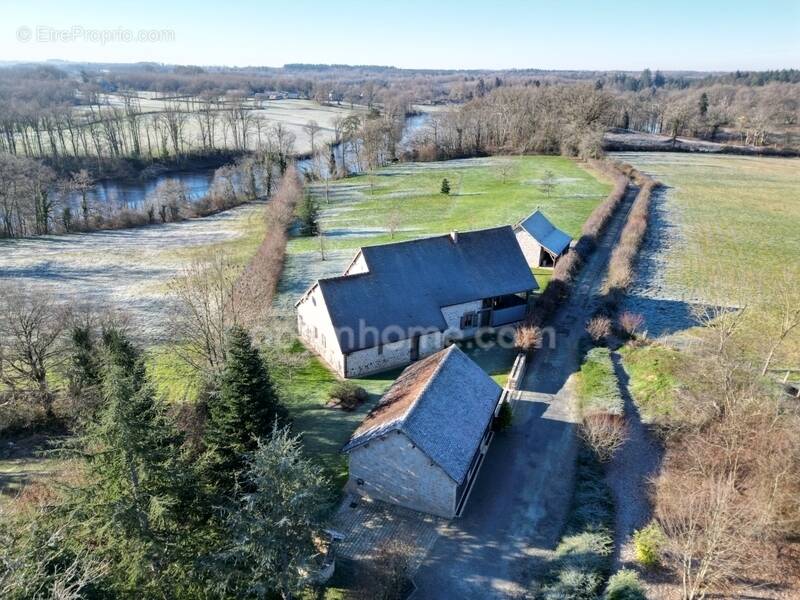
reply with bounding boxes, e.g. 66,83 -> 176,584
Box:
514,324 -> 542,352
605,179 -> 660,293
586,315 -> 613,343
542,568 -> 603,600
493,401 -> 513,431
632,522 -> 664,567
581,413 -> 627,463
618,312 -> 645,338
604,569 -> 647,600
329,381 -> 368,410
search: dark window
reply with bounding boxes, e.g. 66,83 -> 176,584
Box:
460,311 -> 478,328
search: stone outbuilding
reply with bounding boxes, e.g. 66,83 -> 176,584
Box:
513,209 -> 572,268
342,345 -> 502,518
295,226 -> 537,378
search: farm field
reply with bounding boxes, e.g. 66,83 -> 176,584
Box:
0,202 -> 266,342
613,152 -> 800,365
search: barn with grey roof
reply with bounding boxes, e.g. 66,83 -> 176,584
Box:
513,209 -> 573,268
295,226 -> 537,377
343,345 -> 502,518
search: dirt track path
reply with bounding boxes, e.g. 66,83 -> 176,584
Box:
411,186 -> 639,599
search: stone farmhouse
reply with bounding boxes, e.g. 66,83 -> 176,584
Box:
295,226 -> 538,378
342,345 -> 503,518
513,209 -> 572,268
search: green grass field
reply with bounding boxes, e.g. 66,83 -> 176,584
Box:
614,153 -> 800,365
291,155 -> 611,255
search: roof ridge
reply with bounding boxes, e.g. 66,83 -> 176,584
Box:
359,225 -> 512,253
514,207 -> 543,227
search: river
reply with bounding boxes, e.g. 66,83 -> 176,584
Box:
68,112 -> 433,210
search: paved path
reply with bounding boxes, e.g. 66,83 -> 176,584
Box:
330,494 -> 446,571
411,186 -> 639,599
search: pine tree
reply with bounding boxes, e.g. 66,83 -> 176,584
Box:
205,325 -> 288,488
699,92 -> 709,117
66,323 -> 101,401
296,192 -> 319,236
440,178 -> 451,195
59,327 -> 198,595
213,425 -> 327,599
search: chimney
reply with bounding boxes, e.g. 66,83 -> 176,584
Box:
450,230 -> 459,243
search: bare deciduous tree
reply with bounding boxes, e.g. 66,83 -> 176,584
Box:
168,252 -> 241,374
0,287 -> 67,418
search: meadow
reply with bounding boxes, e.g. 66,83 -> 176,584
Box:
613,152 -> 800,366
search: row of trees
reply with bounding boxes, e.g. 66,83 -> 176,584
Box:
0,141 -> 298,238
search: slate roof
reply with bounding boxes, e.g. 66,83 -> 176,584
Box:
516,210 -> 572,256
342,345 -> 502,484
314,226 -> 537,353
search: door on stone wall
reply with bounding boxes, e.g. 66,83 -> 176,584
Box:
410,334 -> 420,361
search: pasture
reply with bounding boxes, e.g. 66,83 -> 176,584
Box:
613,152 -> 800,365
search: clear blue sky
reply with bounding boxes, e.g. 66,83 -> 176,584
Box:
2,0 -> 798,71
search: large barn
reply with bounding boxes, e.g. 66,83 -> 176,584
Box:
295,226 -> 538,378
513,209 -> 572,268
342,345 -> 502,518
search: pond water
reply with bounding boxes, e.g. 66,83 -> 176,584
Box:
69,113 -> 434,210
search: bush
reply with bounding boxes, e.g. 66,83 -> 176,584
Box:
329,381 -> 368,410
604,569 -> 646,600
542,568 -> 603,600
514,324 -> 542,352
493,401 -> 513,431
581,413 -> 627,463
586,315 -> 613,343
632,522 -> 664,567
618,312 -> 644,338
539,446 -> 614,600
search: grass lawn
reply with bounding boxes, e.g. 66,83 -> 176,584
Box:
292,155 -> 611,255
151,156 -> 610,492
613,153 -> 800,364
619,343 -> 682,424
575,347 -> 624,416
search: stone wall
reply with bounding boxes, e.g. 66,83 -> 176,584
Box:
440,299 -> 484,336
345,331 -> 443,377
514,228 -> 544,268
347,431 -> 457,518
296,284 -> 345,376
